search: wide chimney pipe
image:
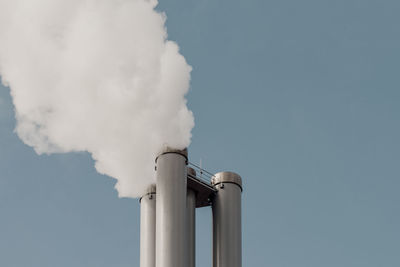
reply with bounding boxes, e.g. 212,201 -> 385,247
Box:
212,172 -> 243,267
140,184 -> 156,267
155,147 -> 188,267
186,167 -> 197,267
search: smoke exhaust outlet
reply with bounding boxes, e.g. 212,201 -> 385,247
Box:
156,148 -> 188,267
140,185 -> 156,267
212,172 -> 242,267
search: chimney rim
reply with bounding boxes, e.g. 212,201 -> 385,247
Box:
211,171 -> 243,191
155,147 -> 188,163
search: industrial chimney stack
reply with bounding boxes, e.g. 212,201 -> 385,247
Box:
139,147 -> 243,267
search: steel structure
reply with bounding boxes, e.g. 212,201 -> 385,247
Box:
155,148 -> 188,267
140,185 -> 156,267
186,168 -> 197,267
139,147 -> 243,267
212,172 -> 243,267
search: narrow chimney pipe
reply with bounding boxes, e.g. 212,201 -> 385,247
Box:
212,172 -> 243,267
186,167 -> 197,267
155,148 -> 188,267
140,185 -> 156,267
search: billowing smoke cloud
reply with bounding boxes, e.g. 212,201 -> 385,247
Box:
0,0 -> 194,198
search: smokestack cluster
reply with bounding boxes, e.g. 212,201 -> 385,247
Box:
140,148 -> 243,267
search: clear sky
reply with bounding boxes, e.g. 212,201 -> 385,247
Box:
1,0 -> 400,266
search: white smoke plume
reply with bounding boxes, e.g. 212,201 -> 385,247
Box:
0,0 -> 194,198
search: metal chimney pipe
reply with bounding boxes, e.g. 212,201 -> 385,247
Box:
140,184 -> 156,267
155,148 -> 188,267
211,172 -> 243,267
186,167 -> 197,267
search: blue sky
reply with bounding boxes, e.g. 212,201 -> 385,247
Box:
1,0 -> 400,266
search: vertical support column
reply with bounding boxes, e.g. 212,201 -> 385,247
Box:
140,185 -> 156,267
186,167 -> 197,267
155,148 -> 188,267
212,172 -> 243,267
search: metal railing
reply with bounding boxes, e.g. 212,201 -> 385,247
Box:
188,162 -> 215,185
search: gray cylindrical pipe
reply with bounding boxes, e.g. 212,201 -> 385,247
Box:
186,167 -> 197,267
212,172 -> 243,267
155,148 -> 188,267
140,184 -> 156,267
